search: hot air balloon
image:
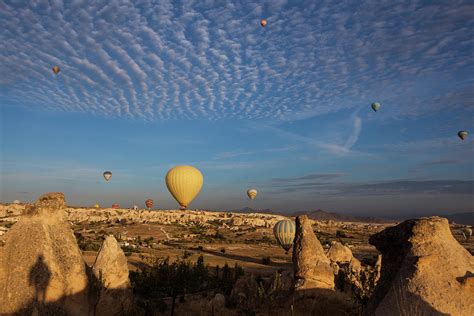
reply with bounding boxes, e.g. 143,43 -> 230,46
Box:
52,66 -> 60,74
247,189 -> 258,200
273,219 -> 295,254
94,204 -> 100,209
165,165 -> 203,210
145,199 -> 154,210
112,203 -> 120,209
133,205 -> 139,210
260,19 -> 267,27
371,102 -> 381,112
13,200 -> 20,204
103,171 -> 112,181
458,131 -> 468,140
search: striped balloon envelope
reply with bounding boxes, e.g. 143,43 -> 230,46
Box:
145,199 -> 154,209
273,219 -> 296,253
247,189 -> 257,200
111,203 -> 120,209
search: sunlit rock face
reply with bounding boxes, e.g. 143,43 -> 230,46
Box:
93,235 -> 134,315
292,215 -> 335,292
0,192 -> 91,315
366,216 -> 474,316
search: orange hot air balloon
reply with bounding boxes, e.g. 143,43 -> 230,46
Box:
260,19 -> 267,27
112,203 -> 120,209
145,199 -> 154,209
52,66 -> 60,74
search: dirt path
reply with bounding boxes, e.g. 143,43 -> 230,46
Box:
160,227 -> 172,240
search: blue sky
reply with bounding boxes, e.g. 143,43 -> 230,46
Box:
0,0 -> 473,217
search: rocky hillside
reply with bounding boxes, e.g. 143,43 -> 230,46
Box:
294,209 -> 391,223
0,203 -> 289,229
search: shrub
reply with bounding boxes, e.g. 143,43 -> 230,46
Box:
336,230 -> 347,238
190,225 -> 206,235
144,236 -> 154,243
182,250 -> 193,259
121,245 -> 140,253
79,240 -> 101,251
130,255 -> 244,314
214,230 -> 226,240
261,256 -> 272,265
220,248 -> 226,254
260,235 -> 274,244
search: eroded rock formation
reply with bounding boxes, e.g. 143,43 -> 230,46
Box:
366,216 -> 474,316
0,193 -> 91,315
326,241 -> 353,264
93,235 -> 134,315
292,215 -> 335,292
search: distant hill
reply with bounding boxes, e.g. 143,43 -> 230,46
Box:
444,212 -> 474,225
292,209 -> 392,223
227,207 -> 280,215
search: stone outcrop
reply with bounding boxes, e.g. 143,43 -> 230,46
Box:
207,293 -> 226,314
230,274 -> 259,310
337,256 -> 381,304
0,193 -> 91,315
92,235 -> 134,315
292,215 -> 335,292
326,241 -> 353,264
366,216 -> 474,316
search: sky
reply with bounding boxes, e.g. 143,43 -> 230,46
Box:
0,0 -> 473,218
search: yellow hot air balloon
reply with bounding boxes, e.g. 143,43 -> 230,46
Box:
94,204 -> 100,209
165,165 -> 203,210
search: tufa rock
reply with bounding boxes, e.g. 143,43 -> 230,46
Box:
326,241 -> 353,264
207,293 -> 226,314
92,235 -> 134,316
292,215 -> 335,292
0,192 -> 91,315
230,274 -> 259,310
366,216 -> 474,316
337,257 -> 380,304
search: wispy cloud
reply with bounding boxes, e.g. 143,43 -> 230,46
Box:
252,114 -> 366,157
214,146 -> 297,160
272,173 -> 345,183
269,179 -> 474,196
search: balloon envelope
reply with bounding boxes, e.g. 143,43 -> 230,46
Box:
52,66 -> 60,74
458,131 -> 468,140
165,165 -> 203,210
94,204 -> 100,208
273,219 -> 296,253
13,200 -> 20,204
247,189 -> 258,200
260,19 -> 267,27
371,102 -> 381,112
112,203 -> 120,209
145,199 -> 154,209
103,171 -> 112,181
